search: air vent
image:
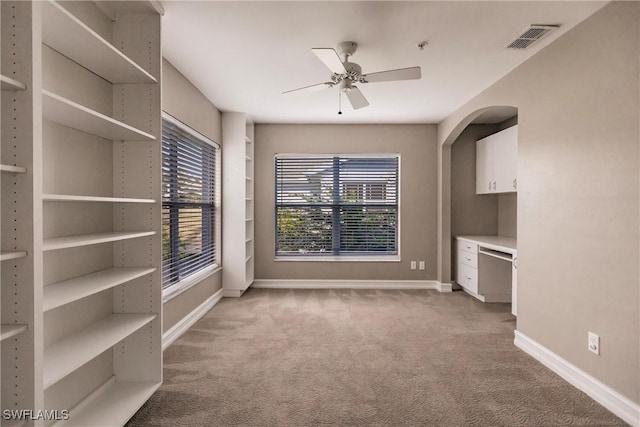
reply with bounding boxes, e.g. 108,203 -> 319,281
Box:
505,25 -> 559,50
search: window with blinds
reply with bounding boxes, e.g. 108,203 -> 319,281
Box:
275,155 -> 399,257
162,114 -> 219,289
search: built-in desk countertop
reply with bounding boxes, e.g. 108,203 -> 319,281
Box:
456,235 -> 516,256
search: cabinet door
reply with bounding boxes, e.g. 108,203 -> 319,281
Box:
475,138 -> 494,194
494,126 -> 518,193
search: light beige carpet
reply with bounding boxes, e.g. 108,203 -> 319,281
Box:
128,288 -> 625,426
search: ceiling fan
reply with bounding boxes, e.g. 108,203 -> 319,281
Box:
283,41 -> 422,113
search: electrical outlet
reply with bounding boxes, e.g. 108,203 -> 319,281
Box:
588,332 -> 600,355
410,261 -> 417,270
419,261 -> 425,270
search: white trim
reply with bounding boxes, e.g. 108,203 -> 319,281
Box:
514,330 -> 640,427
252,279 -> 440,290
437,281 -> 453,292
273,153 -> 402,261
274,256 -> 400,262
162,288 -> 223,351
162,265 -> 220,303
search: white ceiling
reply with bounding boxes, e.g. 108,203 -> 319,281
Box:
161,1 -> 607,124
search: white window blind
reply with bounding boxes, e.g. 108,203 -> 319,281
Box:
162,115 -> 218,288
275,155 -> 399,257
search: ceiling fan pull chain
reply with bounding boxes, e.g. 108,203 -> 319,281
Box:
338,91 -> 343,115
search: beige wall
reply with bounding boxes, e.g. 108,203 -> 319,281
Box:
451,124 -> 500,237
161,59 -> 223,333
254,124 -> 437,280
439,2 -> 639,403
497,194 -> 516,238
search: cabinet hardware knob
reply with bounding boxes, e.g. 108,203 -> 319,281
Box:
493,181 -> 496,190
513,178 -> 517,189
488,181 -> 491,191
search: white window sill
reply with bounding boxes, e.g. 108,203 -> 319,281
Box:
274,256 -> 400,262
162,264 -> 221,303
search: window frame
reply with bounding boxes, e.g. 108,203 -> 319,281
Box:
273,153 -> 401,262
161,112 -> 221,302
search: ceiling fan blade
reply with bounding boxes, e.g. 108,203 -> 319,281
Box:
283,82 -> 333,95
345,86 -> 369,110
312,48 -> 347,74
362,66 -> 421,83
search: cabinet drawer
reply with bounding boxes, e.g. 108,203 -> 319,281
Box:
456,263 -> 478,294
457,239 -> 478,255
457,247 -> 478,269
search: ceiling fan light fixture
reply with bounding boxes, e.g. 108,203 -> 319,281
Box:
283,40 -> 422,113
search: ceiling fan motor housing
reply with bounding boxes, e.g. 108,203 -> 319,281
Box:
332,61 -> 363,88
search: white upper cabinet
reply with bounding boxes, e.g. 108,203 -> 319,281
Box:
494,126 -> 518,192
476,137 -> 494,194
476,125 -> 518,194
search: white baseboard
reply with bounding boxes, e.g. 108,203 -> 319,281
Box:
252,279 -> 441,290
162,288 -> 224,351
514,330 -> 640,427
437,281 -> 453,292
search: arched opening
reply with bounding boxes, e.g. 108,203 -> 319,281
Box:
438,106 -> 518,285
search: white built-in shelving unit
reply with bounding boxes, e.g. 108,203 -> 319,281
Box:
1,1 -> 37,421
1,1 -> 163,425
222,113 -> 255,297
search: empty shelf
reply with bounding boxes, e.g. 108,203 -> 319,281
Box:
1,74 -> 26,91
44,313 -> 156,388
0,164 -> 27,173
52,377 -> 161,427
0,251 -> 27,261
94,0 -> 164,19
1,324 -> 28,341
41,1 -> 157,84
44,267 -> 156,312
43,90 -> 155,141
43,194 -> 155,203
245,255 -> 252,263
43,231 -> 155,251
246,136 -> 253,143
